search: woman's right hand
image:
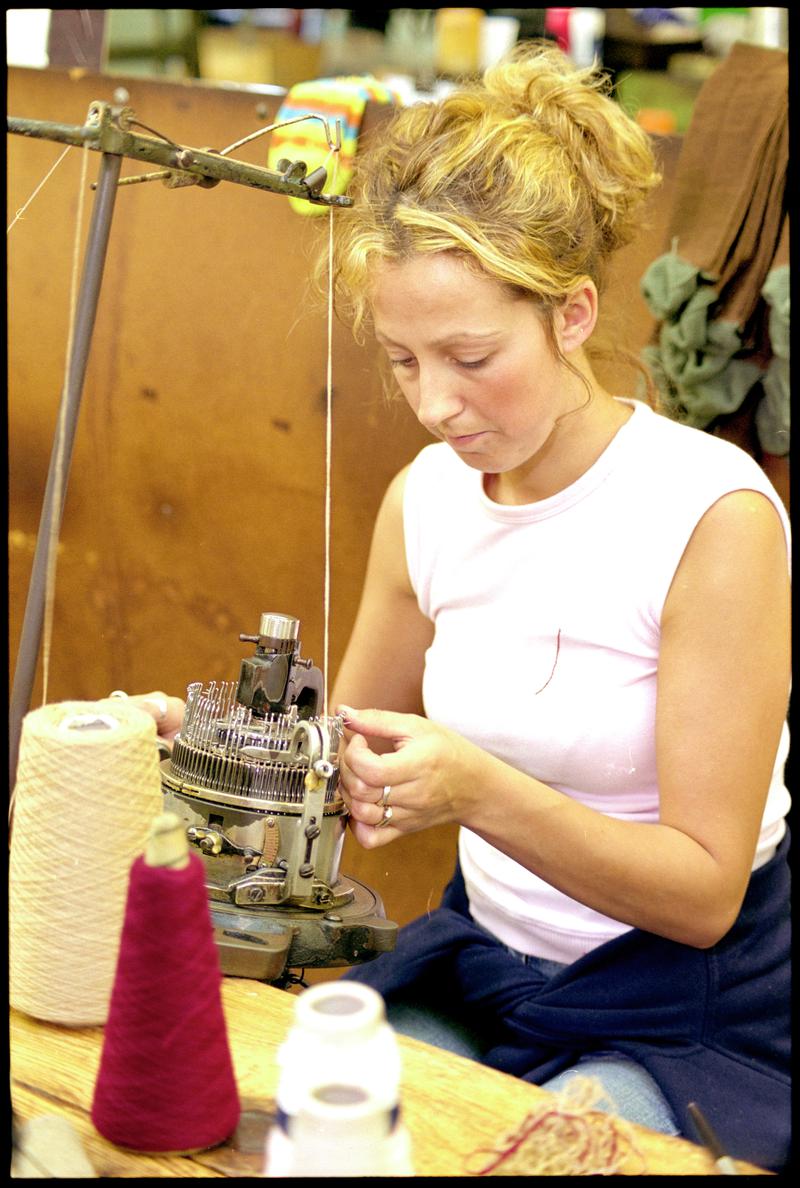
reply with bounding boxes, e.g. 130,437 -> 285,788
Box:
335,704 -> 484,848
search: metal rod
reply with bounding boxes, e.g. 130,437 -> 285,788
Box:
7,107 -> 352,206
6,115 -> 96,149
9,151 -> 122,795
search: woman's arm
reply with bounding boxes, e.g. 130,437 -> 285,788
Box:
332,465 -> 434,723
339,489 -> 791,948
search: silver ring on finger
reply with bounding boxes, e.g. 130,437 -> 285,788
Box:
381,785 -> 391,807
375,804 -> 393,829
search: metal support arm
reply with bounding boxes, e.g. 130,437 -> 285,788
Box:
9,150 -> 122,793
7,100 -> 353,205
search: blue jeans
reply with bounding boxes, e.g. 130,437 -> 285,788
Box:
386,950 -> 680,1137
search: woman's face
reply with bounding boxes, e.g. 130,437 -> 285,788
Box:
370,252 -> 580,478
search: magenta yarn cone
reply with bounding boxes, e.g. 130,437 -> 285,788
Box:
91,843 -> 240,1153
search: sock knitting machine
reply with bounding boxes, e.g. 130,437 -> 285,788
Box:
161,613 -> 397,986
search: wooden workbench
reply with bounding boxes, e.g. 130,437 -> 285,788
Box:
10,975 -> 767,1176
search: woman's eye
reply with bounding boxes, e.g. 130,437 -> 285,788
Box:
387,354 -> 489,370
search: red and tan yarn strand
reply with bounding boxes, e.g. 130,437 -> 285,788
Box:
465,1075 -> 647,1176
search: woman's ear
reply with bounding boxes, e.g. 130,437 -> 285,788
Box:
555,280 -> 599,354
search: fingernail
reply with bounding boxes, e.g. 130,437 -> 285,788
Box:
336,704 -> 354,722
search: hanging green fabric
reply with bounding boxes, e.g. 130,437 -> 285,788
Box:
639,42 -> 788,453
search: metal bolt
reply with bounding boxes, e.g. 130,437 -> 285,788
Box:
299,863 -> 314,878
324,913 -> 343,923
248,886 -> 266,903
176,149 -> 195,169
303,165 -> 327,194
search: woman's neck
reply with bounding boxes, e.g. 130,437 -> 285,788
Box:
484,387 -> 632,506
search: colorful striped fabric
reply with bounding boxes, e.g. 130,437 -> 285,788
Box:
267,76 -> 398,215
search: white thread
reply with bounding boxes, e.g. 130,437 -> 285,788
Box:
41,142 -> 90,710
9,699 -> 163,1025
323,149 -> 340,724
7,145 -> 72,234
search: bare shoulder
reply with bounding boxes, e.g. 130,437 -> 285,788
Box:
664,488 -> 789,625
699,487 -> 789,547
378,462 -> 411,520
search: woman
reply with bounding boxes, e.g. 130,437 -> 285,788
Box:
136,44 -> 789,1169
324,44 -> 790,1170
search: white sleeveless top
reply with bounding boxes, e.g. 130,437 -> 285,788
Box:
403,399 -> 791,963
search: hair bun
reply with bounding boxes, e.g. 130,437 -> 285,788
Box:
483,43 -> 660,255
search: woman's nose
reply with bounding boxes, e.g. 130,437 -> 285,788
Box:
415,368 -> 464,431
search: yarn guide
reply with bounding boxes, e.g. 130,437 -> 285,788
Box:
7,99 -> 352,205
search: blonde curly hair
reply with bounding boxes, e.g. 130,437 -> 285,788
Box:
330,42 -> 661,356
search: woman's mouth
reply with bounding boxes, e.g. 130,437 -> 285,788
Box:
447,431 -> 488,448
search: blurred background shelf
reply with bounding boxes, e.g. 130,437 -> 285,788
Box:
7,9 -> 788,136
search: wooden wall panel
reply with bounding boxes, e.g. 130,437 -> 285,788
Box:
8,67 -> 429,689
8,67 -> 680,947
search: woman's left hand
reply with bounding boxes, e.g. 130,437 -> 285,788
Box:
108,690 -> 185,745
336,705 -> 483,848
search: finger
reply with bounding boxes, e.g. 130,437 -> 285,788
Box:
344,747 -> 394,790
345,793 -> 394,828
336,705 -> 420,744
348,817 -> 398,849
341,732 -> 371,764
340,777 -> 385,804
339,736 -> 386,802
339,775 -> 384,805
340,727 -> 408,788
345,741 -> 423,791
121,692 -> 184,739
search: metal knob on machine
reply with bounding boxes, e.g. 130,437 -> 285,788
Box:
236,613 -> 323,719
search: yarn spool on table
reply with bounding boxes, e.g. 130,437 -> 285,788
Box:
91,811 -> 241,1154
9,699 -> 164,1026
